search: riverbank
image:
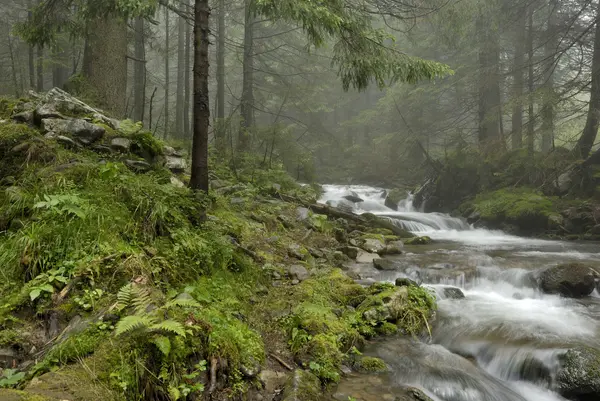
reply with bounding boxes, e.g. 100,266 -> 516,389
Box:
0,91 -> 436,401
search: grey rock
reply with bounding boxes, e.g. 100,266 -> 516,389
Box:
288,244 -> 306,260
165,155 -> 187,173
170,176 -> 185,188
240,357 -> 261,378
230,197 -> 245,205
557,346 -> 600,400
395,277 -> 418,287
441,286 -> 465,299
124,159 -> 152,173
34,102 -> 64,122
259,369 -> 287,394
163,145 -> 183,157
338,246 -> 360,260
308,248 -> 324,259
379,240 -> 403,255
291,279 -> 300,285
12,110 -> 34,124
356,250 -> 380,264
288,264 -> 310,281
538,263 -> 597,298
210,179 -> 229,189
373,258 -> 397,271
296,207 -> 310,221
110,137 -> 131,152
91,145 -> 112,154
41,118 -> 105,144
361,238 -> 385,253
361,286 -> 408,323
343,194 -> 364,203
282,369 -> 321,401
55,135 -> 79,148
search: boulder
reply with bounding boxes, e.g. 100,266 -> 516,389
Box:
361,286 -> 408,323
124,159 -> 152,173
165,155 -> 187,173
288,264 -> 310,281
296,207 -> 310,221
110,137 -> 131,152
556,346 -> 600,400
441,286 -> 465,299
395,277 -> 418,287
282,369 -> 321,401
356,250 -> 380,264
343,194 -> 364,203
12,110 -> 34,124
379,240 -> 403,255
34,103 -> 64,122
259,369 -> 287,394
170,176 -> 185,188
385,189 -> 404,211
373,259 -> 397,271
404,236 -> 432,245
361,238 -> 385,253
338,246 -> 360,260
41,118 -> 105,145
163,145 -> 183,157
394,387 -> 435,401
55,135 -> 79,148
538,263 -> 597,298
288,244 -> 306,260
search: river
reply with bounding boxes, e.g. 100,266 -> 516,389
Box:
319,184 -> 600,401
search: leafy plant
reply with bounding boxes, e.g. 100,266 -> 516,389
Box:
74,288 -> 104,311
0,369 -> 25,388
34,193 -> 88,219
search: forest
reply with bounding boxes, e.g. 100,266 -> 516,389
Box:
1,0 -> 600,401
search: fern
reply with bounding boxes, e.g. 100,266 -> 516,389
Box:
131,285 -> 153,314
149,320 -> 187,337
162,297 -> 200,310
151,335 -> 171,356
115,315 -> 155,336
116,283 -> 134,310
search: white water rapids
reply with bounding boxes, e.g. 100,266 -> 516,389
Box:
319,185 -> 600,401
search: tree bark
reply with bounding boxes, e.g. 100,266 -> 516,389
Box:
28,0 -> 35,89
184,0 -> 192,140
216,0 -> 226,147
133,17 -> 146,123
82,17 -> 128,116
7,33 -> 20,97
527,8 -> 535,155
541,0 -> 558,152
511,9 -> 527,150
165,7 -> 171,138
37,45 -> 44,92
477,9 -> 501,148
574,2 -> 600,159
52,40 -> 70,89
239,0 -> 255,150
189,0 -> 210,192
176,8 -> 186,139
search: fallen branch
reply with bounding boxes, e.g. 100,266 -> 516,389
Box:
208,356 -> 218,394
269,353 -> 293,371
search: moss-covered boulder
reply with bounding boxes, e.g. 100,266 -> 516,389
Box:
385,188 -> 404,210
353,356 -> 388,373
556,346 -> 600,400
538,263 -> 597,298
282,369 -> 321,401
404,236 -> 431,245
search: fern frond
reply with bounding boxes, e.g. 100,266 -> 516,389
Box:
162,298 -> 201,310
150,335 -> 171,356
149,320 -> 187,337
116,283 -> 134,310
115,315 -> 155,336
132,285 -> 153,314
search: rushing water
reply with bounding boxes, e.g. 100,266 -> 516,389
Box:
319,185 -> 600,401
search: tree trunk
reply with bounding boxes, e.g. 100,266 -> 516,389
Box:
238,0 -> 255,150
52,40 -> 70,89
37,45 -> 44,92
165,7 -> 171,138
574,3 -> 600,158
541,0 -> 558,152
184,1 -> 192,140
82,17 -> 128,116
216,0 -> 226,147
28,1 -> 35,89
133,17 -> 146,123
189,0 -> 210,192
527,8 -> 535,155
7,33 -> 20,97
511,9 -> 527,150
176,9 -> 186,139
477,10 -> 501,148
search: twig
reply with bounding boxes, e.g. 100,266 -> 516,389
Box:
269,353 -> 293,371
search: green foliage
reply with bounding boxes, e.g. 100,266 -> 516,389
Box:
352,356 -> 387,373
0,369 -> 25,388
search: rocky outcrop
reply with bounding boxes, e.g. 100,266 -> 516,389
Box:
41,118 -> 105,145
537,263 -> 597,298
556,346 -> 600,400
282,369 -> 321,401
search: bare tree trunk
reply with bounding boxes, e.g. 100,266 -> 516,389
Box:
238,0 -> 255,150
7,33 -> 20,97
477,9 -> 501,148
82,17 -> 128,116
52,41 -> 70,89
527,8 -> 535,155
133,17 -> 146,123
190,0 -> 210,192
216,0 -> 226,147
37,45 -> 44,92
176,9 -> 186,139
541,0 -> 558,152
511,8 -> 527,150
165,7 -> 171,138
184,0 -> 192,140
28,0 -> 35,89
574,3 -> 600,158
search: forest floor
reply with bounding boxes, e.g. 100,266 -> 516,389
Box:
0,91 -> 435,401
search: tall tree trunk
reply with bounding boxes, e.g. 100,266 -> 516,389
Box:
216,0 -> 226,147
28,1 -> 35,89
477,10 -> 501,148
511,9 -> 527,150
176,9 -> 186,138
184,1 -> 192,141
239,0 -> 255,150
133,17 -> 146,123
527,8 -> 535,155
165,8 -> 171,138
541,0 -> 558,152
7,33 -> 20,97
52,41 -> 70,89
82,17 -> 128,116
575,3 -> 600,158
189,0 -> 210,192
37,45 -> 44,92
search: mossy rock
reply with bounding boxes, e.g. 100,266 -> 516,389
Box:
404,236 -> 431,245
282,369 -> 321,401
557,346 -> 600,400
0,389 -> 52,401
353,356 -> 388,373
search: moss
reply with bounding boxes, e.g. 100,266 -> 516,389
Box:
0,389 -> 50,401
353,356 -> 388,373
376,321 -> 398,336
0,98 -> 17,119
404,236 -> 431,245
35,327 -> 108,372
131,131 -> 164,159
368,228 -> 394,236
